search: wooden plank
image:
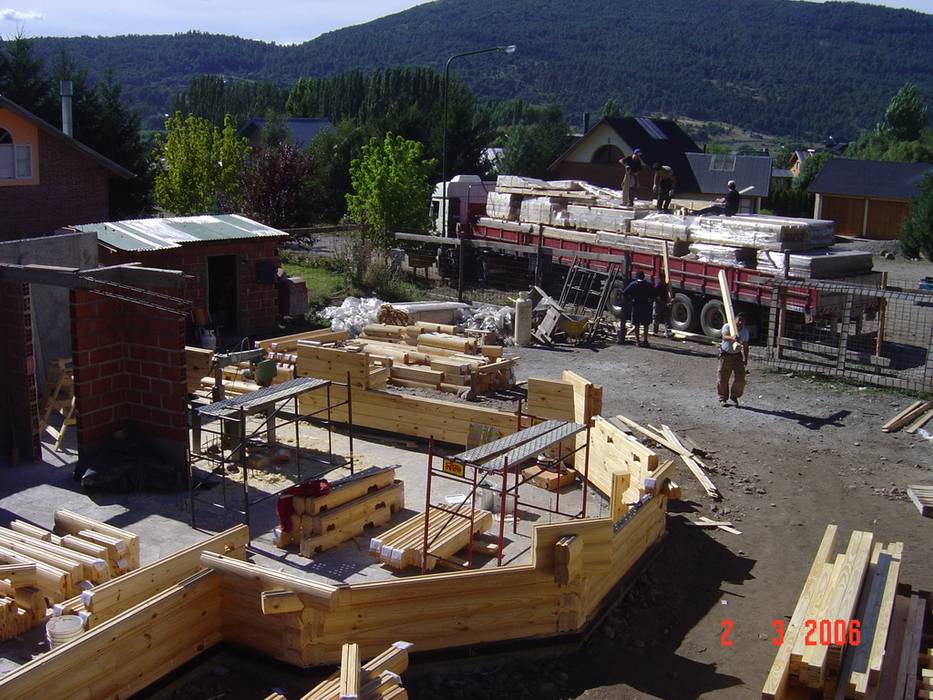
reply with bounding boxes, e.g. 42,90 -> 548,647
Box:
881,400 -> 932,432
0,563 -> 37,588
908,484 -> 933,517
53,510 -> 140,569
660,426 -> 720,499
876,593 -> 911,699
389,366 -> 444,384
257,328 -> 348,352
294,467 -> 397,518
718,269 -> 741,352
526,378 -> 575,421
554,535 -> 583,586
894,593 -> 926,700
261,589 -> 304,615
8,521 -> 55,542
762,524 -> 839,700
340,642 -> 361,700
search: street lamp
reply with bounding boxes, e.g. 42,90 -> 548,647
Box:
441,44 -> 516,241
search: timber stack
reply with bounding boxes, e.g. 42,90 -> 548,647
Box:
272,467 -> 405,557
0,510 -> 140,642
762,523 -> 929,700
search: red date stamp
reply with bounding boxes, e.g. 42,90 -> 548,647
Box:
720,619 -> 860,647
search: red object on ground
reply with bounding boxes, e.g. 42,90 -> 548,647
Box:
276,479 -> 331,532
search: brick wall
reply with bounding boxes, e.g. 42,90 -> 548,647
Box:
0,131 -> 113,241
0,282 -> 40,462
71,288 -> 187,470
99,238 -> 282,337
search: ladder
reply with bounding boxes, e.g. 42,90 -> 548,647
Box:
558,259 -> 621,344
40,358 -> 76,451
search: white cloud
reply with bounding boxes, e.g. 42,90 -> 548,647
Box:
0,8 -> 43,21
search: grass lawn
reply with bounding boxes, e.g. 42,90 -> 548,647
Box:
282,262 -> 346,307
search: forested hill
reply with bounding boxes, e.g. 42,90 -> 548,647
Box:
26,0 -> 933,138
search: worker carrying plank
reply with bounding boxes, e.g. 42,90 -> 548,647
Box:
718,313 -> 750,407
696,179 -> 741,217
619,148 -> 644,206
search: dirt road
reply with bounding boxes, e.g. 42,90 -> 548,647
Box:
403,336 -> 932,700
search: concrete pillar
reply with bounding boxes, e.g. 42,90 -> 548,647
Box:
862,199 -> 870,238
814,193 -> 823,219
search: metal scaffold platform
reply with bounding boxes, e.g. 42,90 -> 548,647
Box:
422,410 -> 591,573
187,376 -> 354,529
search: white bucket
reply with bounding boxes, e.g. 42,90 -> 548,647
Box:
46,614 -> 85,648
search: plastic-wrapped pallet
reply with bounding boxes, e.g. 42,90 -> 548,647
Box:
568,204 -> 633,233
630,214 -> 692,241
756,249 -> 872,278
688,243 -> 757,267
689,216 -> 812,251
486,191 -> 521,221
476,217 -> 536,234
520,196 -> 569,226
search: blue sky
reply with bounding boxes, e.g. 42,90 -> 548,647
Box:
1,0 -> 931,45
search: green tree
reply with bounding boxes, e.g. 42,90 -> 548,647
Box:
496,104 -> 571,178
153,112 -> 247,214
239,142 -> 316,228
793,151 -> 833,191
600,98 -> 624,119
346,133 -> 434,248
882,83 -> 928,142
307,119 -> 374,222
900,172 -> 933,259
0,33 -> 55,122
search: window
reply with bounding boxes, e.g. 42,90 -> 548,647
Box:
710,154 -> 736,172
592,144 -> 624,164
0,128 -> 33,179
636,117 -> 668,140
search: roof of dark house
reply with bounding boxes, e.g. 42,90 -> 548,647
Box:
685,153 -> 773,197
238,117 -> 334,150
0,95 -> 133,178
808,158 -> 933,200
549,116 -> 703,191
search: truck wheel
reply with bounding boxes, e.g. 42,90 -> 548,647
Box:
608,283 -> 628,319
700,299 -> 726,338
475,255 -> 490,284
669,293 -> 697,332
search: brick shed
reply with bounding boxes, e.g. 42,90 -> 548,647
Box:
71,215 -> 288,338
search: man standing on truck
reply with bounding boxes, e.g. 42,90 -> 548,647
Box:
718,313 -> 750,407
623,271 -> 656,347
620,149 -> 644,206
696,180 -> 741,217
652,164 -> 676,213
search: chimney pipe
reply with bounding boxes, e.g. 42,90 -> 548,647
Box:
583,111 -> 590,133
60,80 -> 73,137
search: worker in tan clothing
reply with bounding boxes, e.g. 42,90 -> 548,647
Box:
619,149 -> 644,206
718,313 -> 750,407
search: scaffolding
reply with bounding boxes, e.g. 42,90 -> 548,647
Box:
187,375 -> 354,529
422,408 -> 591,573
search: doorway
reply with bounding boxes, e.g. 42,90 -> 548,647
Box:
208,255 -> 238,337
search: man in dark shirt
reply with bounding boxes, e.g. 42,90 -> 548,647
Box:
652,164 -> 676,212
619,149 -> 644,206
696,180 -> 741,216
623,271 -> 656,347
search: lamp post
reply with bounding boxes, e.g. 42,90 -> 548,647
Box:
441,44 -> 516,241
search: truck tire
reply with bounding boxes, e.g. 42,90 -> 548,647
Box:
608,282 -> 628,319
700,299 -> 726,338
475,255 -> 490,284
669,293 -> 697,332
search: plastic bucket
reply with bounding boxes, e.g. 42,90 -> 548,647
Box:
46,614 -> 85,648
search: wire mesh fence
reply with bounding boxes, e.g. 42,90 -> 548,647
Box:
765,277 -> 933,393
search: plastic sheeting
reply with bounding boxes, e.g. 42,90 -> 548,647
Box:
630,213 -> 693,241
687,243 -> 757,267
465,303 -> 514,344
567,204 -> 634,233
520,197 -> 570,226
322,296 -> 384,337
756,249 -> 873,277
486,192 -> 522,221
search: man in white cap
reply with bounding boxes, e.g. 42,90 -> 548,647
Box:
619,148 -> 644,206
697,180 -> 741,216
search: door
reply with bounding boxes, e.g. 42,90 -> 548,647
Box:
207,255 -> 238,335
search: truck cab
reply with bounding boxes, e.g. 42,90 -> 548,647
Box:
430,175 -> 496,237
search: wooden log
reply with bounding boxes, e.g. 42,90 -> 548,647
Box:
8,521 -> 55,543
414,321 -> 458,334
257,328 -> 348,352
76,530 -> 128,566
417,333 -> 476,353
60,535 -> 110,564
388,377 -> 439,391
53,510 -> 140,569
718,269 -> 741,352
340,642 -> 361,700
261,589 -> 304,615
298,467 -> 397,518
0,563 -> 37,588
0,530 -> 109,584
390,366 -> 444,384
554,535 -> 583,586
479,345 -> 503,360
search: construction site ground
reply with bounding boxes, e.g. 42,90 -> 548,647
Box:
1,323 -> 932,698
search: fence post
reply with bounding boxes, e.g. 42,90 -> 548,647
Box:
836,292 -> 854,371
767,286 -> 779,361
874,271 -> 888,362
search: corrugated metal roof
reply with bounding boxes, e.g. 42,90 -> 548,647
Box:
77,214 -> 288,252
808,158 -> 933,200
685,153 -> 772,197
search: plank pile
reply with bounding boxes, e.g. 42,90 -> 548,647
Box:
266,641 -> 413,700
882,400 -> 933,434
349,322 -> 513,395
907,484 -> 933,517
0,510 -> 140,641
370,504 -> 493,571
185,346 -> 214,393
761,524 -> 923,700
273,467 -> 405,557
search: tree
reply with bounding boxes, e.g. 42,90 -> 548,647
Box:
346,133 -> 434,248
900,173 -> 933,259
793,151 -> 833,191
0,33 -> 55,122
153,112 -> 248,215
600,98 -> 625,119
239,143 -> 315,228
307,119 -> 374,222
882,83 -> 928,142
496,104 -> 571,178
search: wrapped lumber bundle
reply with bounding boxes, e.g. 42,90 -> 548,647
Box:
747,215 -> 837,248
475,216 -> 536,234
688,243 -> 756,267
496,175 -> 586,193
757,249 -> 873,278
567,204 -> 634,233
690,215 -> 812,251
520,196 -> 570,226
630,214 -> 693,241
485,191 -> 522,221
